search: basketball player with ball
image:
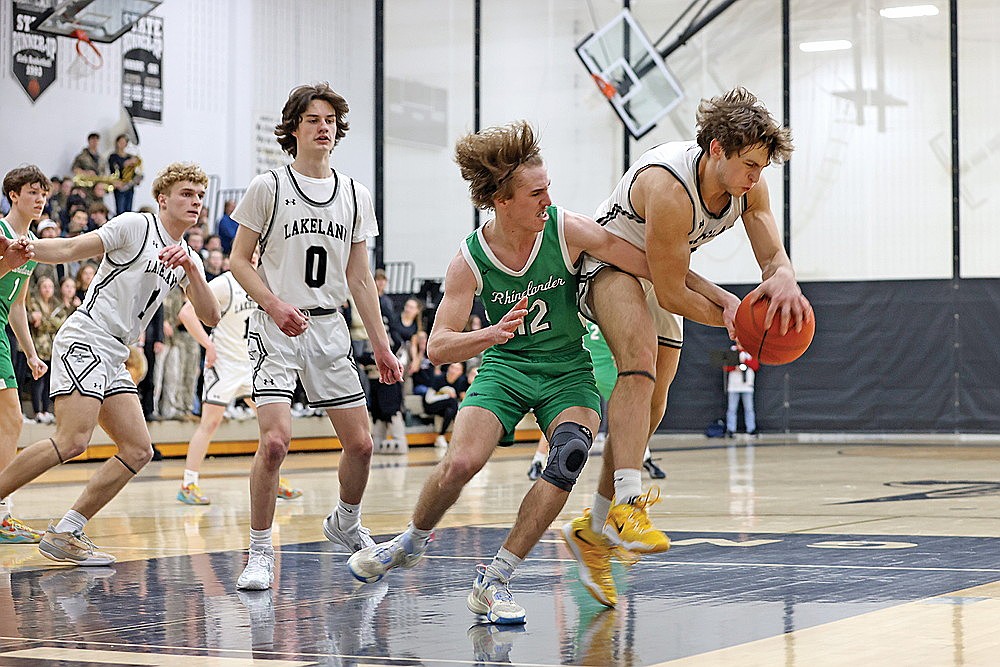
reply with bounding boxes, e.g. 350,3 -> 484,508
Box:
564,87 -> 814,608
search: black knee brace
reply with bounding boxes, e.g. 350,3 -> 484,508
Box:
541,422 -> 593,492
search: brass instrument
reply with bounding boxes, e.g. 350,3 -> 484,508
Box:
120,156 -> 143,183
72,157 -> 142,190
71,172 -> 120,189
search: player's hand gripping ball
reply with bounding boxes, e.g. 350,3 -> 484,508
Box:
733,295 -> 814,365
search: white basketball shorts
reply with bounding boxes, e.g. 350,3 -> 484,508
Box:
50,311 -> 137,400
579,254 -> 684,349
247,309 -> 366,409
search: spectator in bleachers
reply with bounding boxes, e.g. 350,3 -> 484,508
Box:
91,182 -> 115,214
185,227 -> 206,259
107,133 -> 141,215
159,289 -> 199,420
216,199 -> 238,254
204,234 -> 222,254
70,132 -> 105,183
394,297 -> 424,375
88,202 -> 109,228
30,220 -> 69,286
74,262 -> 97,303
27,276 -> 74,424
46,176 -> 67,222
410,331 -> 434,396
422,361 -> 468,449
374,268 -> 394,323
203,249 -> 224,282
65,207 -> 90,237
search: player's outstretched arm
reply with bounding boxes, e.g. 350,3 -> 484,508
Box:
638,171 -> 727,328
346,241 -> 403,385
741,174 -> 813,334
426,252 -> 527,366
562,211 -> 650,280
30,233 -> 105,264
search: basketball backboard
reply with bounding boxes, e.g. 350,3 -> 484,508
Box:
31,0 -> 161,43
575,9 -> 684,139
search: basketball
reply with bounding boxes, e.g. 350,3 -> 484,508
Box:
27,78 -> 40,99
734,295 -> 814,365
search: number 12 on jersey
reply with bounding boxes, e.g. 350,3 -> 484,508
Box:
515,299 -> 550,336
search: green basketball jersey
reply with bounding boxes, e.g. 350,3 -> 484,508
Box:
0,219 -> 37,327
462,205 -> 585,362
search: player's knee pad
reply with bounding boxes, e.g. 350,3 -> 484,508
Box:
541,422 -> 593,492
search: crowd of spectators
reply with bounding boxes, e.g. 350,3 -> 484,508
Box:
6,130 -> 477,449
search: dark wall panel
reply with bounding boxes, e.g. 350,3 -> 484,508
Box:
659,279 -> 998,433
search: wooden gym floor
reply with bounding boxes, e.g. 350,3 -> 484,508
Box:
1,433 -> 999,666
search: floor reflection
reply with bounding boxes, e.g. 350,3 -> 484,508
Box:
1,526 -> 999,666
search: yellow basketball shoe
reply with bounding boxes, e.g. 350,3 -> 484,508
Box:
561,515 -> 616,608
604,488 -> 671,554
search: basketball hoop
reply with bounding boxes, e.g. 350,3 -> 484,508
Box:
591,73 -> 618,100
70,29 -> 103,69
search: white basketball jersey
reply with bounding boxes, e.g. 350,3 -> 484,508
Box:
208,271 -> 255,363
85,212 -> 203,345
232,165 -> 378,310
594,140 -> 747,252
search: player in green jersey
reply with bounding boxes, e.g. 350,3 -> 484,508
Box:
0,166 -> 51,544
347,121 -> 649,623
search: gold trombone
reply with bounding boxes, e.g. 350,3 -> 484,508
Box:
72,157 -> 142,190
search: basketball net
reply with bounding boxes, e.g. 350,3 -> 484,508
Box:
590,73 -> 617,100
68,28 -> 103,78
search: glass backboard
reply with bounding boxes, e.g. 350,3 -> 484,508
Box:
576,9 -> 684,139
31,0 -> 161,43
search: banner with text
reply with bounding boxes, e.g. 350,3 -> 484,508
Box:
121,14 -> 163,122
11,4 -> 57,102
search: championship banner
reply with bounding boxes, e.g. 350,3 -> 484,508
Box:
11,3 -> 57,103
121,14 -> 163,122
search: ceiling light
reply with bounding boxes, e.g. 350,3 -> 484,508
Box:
799,40 -> 853,53
879,5 -> 939,19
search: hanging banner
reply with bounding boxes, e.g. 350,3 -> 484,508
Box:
121,14 -> 163,122
11,4 -> 58,103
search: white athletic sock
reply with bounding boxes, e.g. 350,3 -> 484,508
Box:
531,452 -> 546,465
183,469 -> 199,486
403,523 -> 433,553
249,527 -> 272,551
485,547 -> 522,582
643,445 -> 652,461
590,493 -> 612,533
613,468 -> 643,505
336,500 -> 361,530
0,496 -> 10,520
54,509 -> 88,534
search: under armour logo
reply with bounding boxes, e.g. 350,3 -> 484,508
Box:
284,198 -> 296,206
260,378 -> 275,386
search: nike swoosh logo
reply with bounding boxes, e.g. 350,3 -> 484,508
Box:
574,529 -> 596,546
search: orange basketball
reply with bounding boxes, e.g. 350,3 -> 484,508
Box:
733,295 -> 814,365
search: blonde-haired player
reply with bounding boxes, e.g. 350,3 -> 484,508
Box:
0,162 -> 220,566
